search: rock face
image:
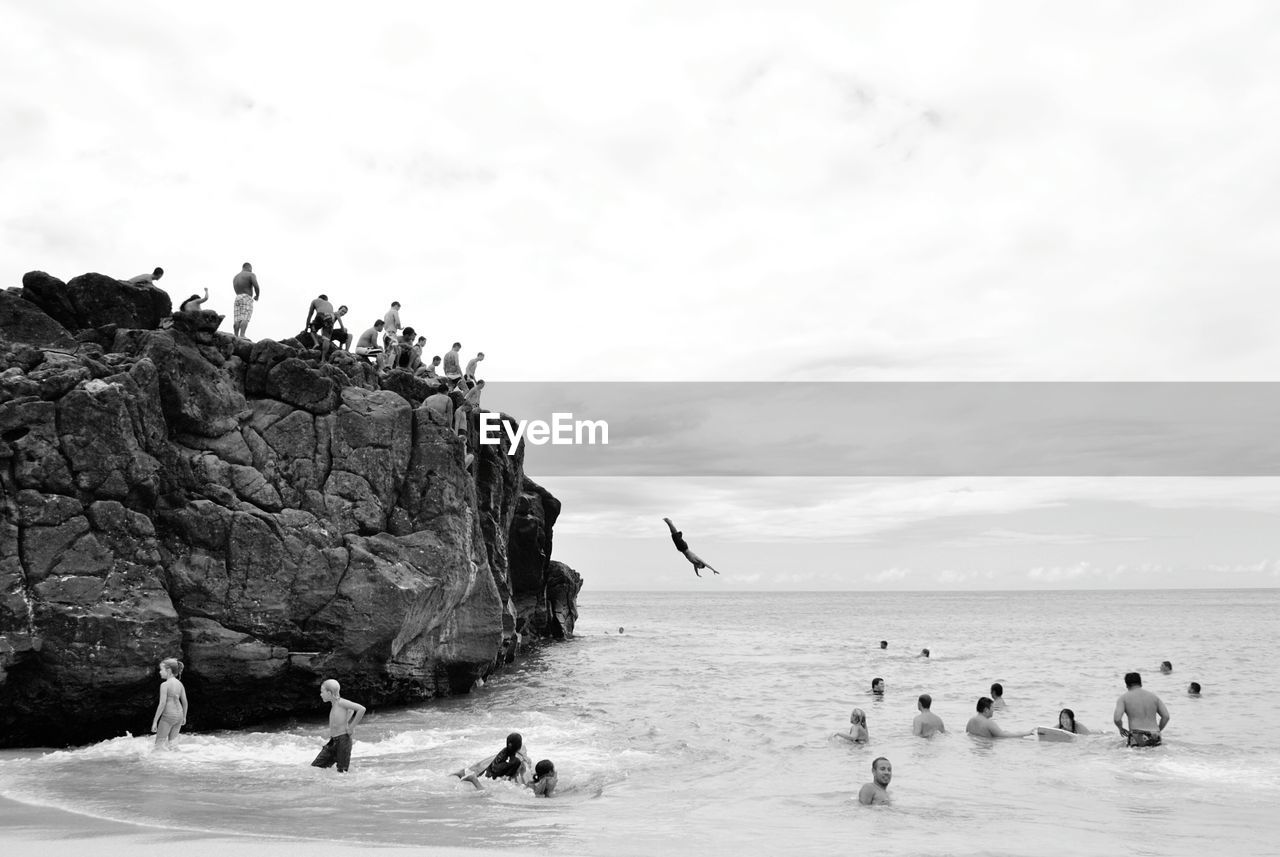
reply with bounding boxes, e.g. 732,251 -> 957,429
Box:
0,274 -> 582,747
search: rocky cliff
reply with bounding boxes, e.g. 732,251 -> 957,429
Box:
0,272 -> 581,747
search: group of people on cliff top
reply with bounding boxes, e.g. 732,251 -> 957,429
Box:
125,264 -> 485,391
127,264 -> 489,467
842,646 -> 1193,806
148,659 -> 557,796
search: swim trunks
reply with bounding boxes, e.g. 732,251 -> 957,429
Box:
671,532 -> 689,552
234,293 -> 255,327
311,733 -> 354,772
312,312 -> 335,336
1127,729 -> 1162,748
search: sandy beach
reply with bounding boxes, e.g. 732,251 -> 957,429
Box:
0,794 -> 506,857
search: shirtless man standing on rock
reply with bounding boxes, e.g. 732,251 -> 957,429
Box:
1114,672 -> 1170,747
232,262 -> 260,339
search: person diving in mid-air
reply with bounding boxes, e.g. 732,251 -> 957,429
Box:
663,517 -> 720,577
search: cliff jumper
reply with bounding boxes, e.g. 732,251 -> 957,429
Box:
663,518 -> 720,577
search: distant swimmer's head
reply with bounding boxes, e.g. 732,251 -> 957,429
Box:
879,640 -> 888,649
976,696 -> 993,715
918,694 -> 932,711
850,708 -> 866,725
152,267 -> 165,279
1058,708 -> 1077,733
159,657 -> 183,679
1160,661 -> 1173,674
871,757 -> 892,786
920,648 -> 930,658
871,678 -> 884,694
1125,672 -> 1142,689
242,262 -> 252,271
1188,682 -> 1201,696
320,678 -> 340,700
533,759 -> 555,781
391,301 -> 401,309
618,627 -> 624,634
990,682 -> 1003,698
505,732 -> 523,751
452,342 -> 462,350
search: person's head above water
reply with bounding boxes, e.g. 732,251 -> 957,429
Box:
918,694 -> 932,710
870,757 -> 892,787
879,640 -> 888,649
976,696 -> 993,715
1058,708 -> 1077,732
505,732 -> 522,751
920,648 -> 930,657
871,677 -> 884,694
1125,671 -> 1142,688
990,682 -> 1004,698
1160,661 -> 1173,673
533,759 -> 555,781
1188,682 -> 1201,695
850,708 -> 866,725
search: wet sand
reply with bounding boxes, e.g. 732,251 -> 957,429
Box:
0,794 -> 507,857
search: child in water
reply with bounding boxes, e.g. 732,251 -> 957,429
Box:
836,708 -> 869,743
150,658 -> 188,750
462,758 -> 558,797
311,678 -> 366,773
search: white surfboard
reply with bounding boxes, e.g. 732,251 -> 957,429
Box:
1036,726 -> 1077,742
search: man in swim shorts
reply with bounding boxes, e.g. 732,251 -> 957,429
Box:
305,294 -> 337,361
232,262 -> 260,339
1114,671 -> 1169,747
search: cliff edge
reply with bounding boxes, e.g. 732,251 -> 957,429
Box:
0,272 -> 582,747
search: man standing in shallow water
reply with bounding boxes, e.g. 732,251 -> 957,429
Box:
858,757 -> 892,805
1114,671 -> 1170,747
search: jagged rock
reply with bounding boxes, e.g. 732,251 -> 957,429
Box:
22,271 -> 170,333
0,272 -> 581,746
380,369 -> 445,407
0,290 -> 76,348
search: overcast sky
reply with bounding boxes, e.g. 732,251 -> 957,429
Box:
4,1 -> 1279,589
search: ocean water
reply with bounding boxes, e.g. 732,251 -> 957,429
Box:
1,589 -> 1277,856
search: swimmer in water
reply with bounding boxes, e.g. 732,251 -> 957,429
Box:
463,758 -> 558,797
917,648 -> 930,658
455,732 -> 531,784
871,677 -> 885,696
879,640 -> 888,650
1055,708 -> 1089,734
858,757 -> 892,805
836,708 -> 869,743
1160,661 -> 1173,674
990,683 -> 1006,710
965,697 -> 1032,739
1188,682 -> 1201,697
662,517 -> 720,577
912,694 -> 946,737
